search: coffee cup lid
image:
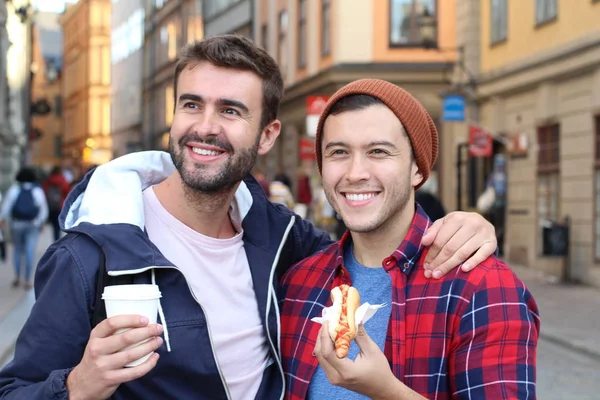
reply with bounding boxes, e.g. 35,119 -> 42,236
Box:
102,284 -> 162,300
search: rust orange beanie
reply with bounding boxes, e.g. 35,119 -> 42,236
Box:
315,79 -> 438,189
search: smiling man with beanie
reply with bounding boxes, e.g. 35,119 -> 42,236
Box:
280,79 -> 539,399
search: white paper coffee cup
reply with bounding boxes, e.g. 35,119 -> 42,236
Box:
102,284 -> 162,367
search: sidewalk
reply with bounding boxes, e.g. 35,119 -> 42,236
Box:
512,264 -> 600,361
0,227 -> 53,366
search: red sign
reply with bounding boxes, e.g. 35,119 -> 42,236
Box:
299,137 -> 316,161
468,124 -> 493,157
306,96 -> 329,116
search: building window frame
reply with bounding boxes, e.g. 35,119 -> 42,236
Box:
594,116 -> 600,261
278,10 -> 288,79
388,0 -> 437,48
297,0 -> 307,69
321,0 -> 331,56
537,123 -> 560,254
535,0 -> 558,27
490,0 -> 508,45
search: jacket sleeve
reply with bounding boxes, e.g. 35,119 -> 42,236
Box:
276,206 -> 334,278
449,266 -> 540,399
0,241 -> 94,400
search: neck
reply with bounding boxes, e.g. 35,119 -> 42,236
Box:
350,203 -> 416,268
153,172 -> 238,239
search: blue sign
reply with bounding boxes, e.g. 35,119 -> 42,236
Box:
442,95 -> 466,122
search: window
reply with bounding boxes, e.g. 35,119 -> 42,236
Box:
278,10 -> 288,78
536,0 -> 557,25
54,95 -> 62,117
389,0 -> 436,46
321,0 -> 331,55
537,124 -> 560,250
595,117 -> 600,259
297,0 -> 307,68
490,0 -> 507,44
261,24 -> 268,52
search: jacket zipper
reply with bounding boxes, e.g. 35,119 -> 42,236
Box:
265,216 -> 296,400
110,266 -> 232,400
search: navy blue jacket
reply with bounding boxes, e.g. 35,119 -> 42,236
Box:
0,152 -> 333,400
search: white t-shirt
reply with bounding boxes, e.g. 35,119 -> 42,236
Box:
142,187 -> 270,400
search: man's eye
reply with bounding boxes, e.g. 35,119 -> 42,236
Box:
331,149 -> 346,155
183,102 -> 199,109
370,149 -> 388,155
223,108 -> 240,116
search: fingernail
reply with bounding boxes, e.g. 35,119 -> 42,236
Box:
462,263 -> 470,271
433,270 -> 442,279
141,316 -> 149,325
156,337 -> 163,345
424,269 -> 432,278
157,324 -> 164,334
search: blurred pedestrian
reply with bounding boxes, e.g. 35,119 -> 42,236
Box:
252,167 -> 271,197
42,166 -> 72,241
0,167 -> 48,289
274,167 -> 292,190
0,190 -> 5,263
269,179 -> 295,209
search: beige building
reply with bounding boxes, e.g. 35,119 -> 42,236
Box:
445,0 -> 600,285
254,0 -> 458,194
60,0 -> 112,170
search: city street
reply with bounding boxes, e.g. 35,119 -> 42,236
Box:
538,337 -> 600,400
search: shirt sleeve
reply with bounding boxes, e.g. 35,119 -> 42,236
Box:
0,185 -> 19,220
34,187 -> 49,227
449,265 -> 540,399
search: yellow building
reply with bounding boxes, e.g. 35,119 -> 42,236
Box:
60,0 -> 112,170
475,0 -> 600,285
254,0 -> 458,194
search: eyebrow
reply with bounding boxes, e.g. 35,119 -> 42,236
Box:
324,140 -> 398,150
178,93 -> 250,114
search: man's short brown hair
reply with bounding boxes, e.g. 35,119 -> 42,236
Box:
173,35 -> 284,130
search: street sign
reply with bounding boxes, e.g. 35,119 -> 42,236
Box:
468,124 -> 493,157
306,95 -> 329,137
442,94 -> 465,122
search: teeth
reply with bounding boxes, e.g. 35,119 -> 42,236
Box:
192,148 -> 222,156
345,193 -> 376,201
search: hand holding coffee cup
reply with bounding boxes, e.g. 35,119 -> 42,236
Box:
66,285 -> 163,400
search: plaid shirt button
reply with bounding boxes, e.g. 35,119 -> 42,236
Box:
404,263 -> 410,270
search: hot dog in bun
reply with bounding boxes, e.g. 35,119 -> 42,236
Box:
328,284 -> 361,358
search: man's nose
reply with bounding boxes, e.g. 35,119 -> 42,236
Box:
346,155 -> 371,182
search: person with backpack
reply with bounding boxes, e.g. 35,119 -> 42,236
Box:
0,167 -> 48,289
42,166 -> 72,241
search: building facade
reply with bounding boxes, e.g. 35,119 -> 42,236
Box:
0,0 -> 33,192
110,0 -> 145,157
255,0 -> 457,194
142,0 -> 203,151
451,0 -> 600,285
60,0 -> 112,170
29,11 -> 63,169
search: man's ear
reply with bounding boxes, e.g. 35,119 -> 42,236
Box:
411,161 -> 424,188
257,120 -> 281,156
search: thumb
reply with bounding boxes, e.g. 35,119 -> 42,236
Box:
354,324 -> 377,353
422,218 -> 443,246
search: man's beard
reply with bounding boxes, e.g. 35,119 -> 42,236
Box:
169,132 -> 260,193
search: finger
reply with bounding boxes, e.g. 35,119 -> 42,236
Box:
423,223 -> 463,269
101,324 -> 163,355
92,315 -> 150,339
460,242 -> 497,272
431,236 -> 482,279
353,324 -> 377,354
427,226 -> 477,272
108,336 -> 164,369
106,352 -> 160,384
421,218 -> 443,249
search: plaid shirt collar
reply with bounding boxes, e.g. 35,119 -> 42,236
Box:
329,203 -> 431,275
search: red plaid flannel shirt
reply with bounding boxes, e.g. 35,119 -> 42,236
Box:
280,206 -> 540,399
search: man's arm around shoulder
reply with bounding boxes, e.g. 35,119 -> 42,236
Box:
450,259 -> 540,399
0,239 -> 94,399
